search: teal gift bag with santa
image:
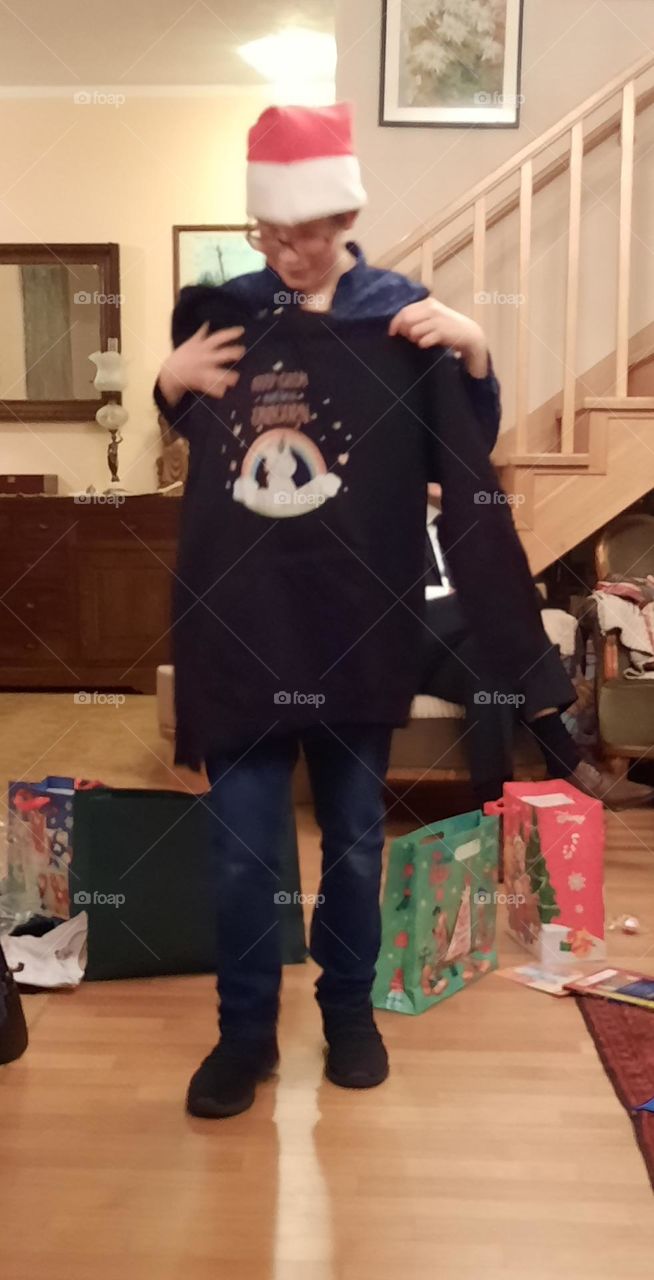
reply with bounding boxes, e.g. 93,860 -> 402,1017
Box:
373,811 -> 500,1015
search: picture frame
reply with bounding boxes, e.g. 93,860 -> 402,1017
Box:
380,0 -> 525,129
172,224 -> 264,298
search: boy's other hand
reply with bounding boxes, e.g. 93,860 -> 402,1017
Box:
159,323 -> 246,406
389,298 -> 489,378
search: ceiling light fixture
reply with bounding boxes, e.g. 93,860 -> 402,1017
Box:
238,28 -> 337,84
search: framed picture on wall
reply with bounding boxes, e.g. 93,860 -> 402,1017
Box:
172,225 -> 264,298
380,0 -> 525,128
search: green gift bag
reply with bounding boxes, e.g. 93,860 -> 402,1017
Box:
373,810 -> 499,1015
71,788 -> 306,981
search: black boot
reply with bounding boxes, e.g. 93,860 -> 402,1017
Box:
186,1035 -> 279,1119
0,942 -> 28,1066
322,1005 -> 389,1090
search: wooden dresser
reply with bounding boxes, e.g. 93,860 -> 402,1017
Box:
0,496 -> 181,693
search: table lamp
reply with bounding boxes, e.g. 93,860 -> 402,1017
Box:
89,339 -> 129,491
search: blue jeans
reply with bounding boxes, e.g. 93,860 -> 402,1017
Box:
205,724 -> 393,1039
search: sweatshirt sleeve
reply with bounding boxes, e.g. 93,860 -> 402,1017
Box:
419,346 -> 553,682
459,354 -> 501,454
384,280 -> 501,454
152,286 -> 222,437
153,378 -> 197,437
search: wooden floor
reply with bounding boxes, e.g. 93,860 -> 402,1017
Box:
1,693 -> 654,1278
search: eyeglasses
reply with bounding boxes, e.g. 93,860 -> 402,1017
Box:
246,223 -> 334,255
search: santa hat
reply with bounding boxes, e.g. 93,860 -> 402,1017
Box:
246,102 -> 367,226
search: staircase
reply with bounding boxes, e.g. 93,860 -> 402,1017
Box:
378,53 -> 654,575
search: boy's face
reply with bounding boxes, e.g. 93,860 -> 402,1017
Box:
253,213 -> 357,291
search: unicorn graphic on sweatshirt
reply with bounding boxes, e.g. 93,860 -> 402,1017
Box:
233,429 -> 342,519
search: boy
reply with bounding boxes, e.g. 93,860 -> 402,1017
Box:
155,103 -> 552,1119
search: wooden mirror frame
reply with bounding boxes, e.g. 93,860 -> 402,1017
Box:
0,242 -> 121,422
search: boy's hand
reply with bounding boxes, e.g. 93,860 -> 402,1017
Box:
389,298 -> 489,378
158,323 -> 246,406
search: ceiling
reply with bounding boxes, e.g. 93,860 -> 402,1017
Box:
0,0 -> 335,87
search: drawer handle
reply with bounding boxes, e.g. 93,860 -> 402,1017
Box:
37,522 -> 49,531
25,601 -> 35,610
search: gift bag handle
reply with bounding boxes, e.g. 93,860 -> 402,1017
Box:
12,791 -> 50,815
483,799 -> 505,817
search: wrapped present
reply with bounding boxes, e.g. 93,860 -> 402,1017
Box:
6,777 -> 77,919
373,810 -> 499,1015
491,780 -> 605,965
5,777 -> 103,920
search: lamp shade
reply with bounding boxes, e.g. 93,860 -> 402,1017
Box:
89,350 -> 128,393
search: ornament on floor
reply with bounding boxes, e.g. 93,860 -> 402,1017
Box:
608,913 -> 643,935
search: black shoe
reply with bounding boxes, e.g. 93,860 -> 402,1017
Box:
186,1036 -> 279,1119
322,1005 -> 389,1090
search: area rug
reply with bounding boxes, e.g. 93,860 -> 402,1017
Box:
576,995 -> 654,1191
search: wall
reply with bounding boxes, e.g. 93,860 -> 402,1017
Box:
0,87 -> 271,492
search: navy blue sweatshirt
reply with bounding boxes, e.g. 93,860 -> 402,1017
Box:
155,285 -> 548,769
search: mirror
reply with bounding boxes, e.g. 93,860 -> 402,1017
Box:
0,243 -> 121,422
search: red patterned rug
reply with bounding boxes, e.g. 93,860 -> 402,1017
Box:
576,996 -> 654,1191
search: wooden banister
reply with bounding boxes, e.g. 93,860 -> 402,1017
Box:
561,122 -> 584,454
378,50 -> 654,271
424,83 -> 654,275
629,344 -> 654,374
515,163 -> 532,454
472,198 -> 486,326
616,81 -> 636,397
420,237 -> 433,289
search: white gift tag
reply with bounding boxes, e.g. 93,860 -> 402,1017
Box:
518,792 -> 575,808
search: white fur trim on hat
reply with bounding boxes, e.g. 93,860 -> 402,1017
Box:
246,154 -> 367,225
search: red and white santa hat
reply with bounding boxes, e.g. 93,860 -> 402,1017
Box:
246,102 -> 367,226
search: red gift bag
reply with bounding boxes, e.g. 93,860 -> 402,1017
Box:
490,780 -> 605,965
